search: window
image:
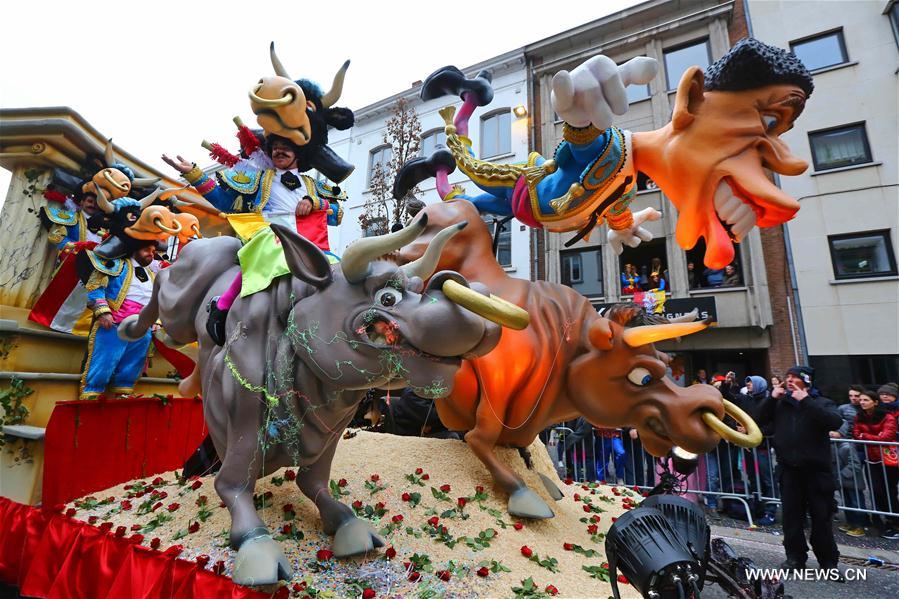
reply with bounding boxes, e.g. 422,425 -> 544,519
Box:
828,230 -> 897,279
890,1 -> 899,49
368,145 -> 392,186
480,110 -> 511,158
420,129 -> 447,157
483,215 -> 512,267
685,238 -> 745,289
627,83 -> 650,104
790,30 -> 848,71
808,123 -> 872,171
619,238 -> 669,294
363,216 -> 387,238
663,39 -> 711,91
561,248 -> 603,298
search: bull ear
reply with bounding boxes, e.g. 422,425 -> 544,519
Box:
671,66 -> 705,131
270,224 -> 333,288
325,107 -> 355,131
587,317 -> 614,351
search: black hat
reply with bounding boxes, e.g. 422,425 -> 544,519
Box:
786,365 -> 814,386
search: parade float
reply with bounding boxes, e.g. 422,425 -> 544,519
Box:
0,37 -> 813,598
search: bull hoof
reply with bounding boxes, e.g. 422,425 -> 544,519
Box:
538,473 -> 564,501
508,486 -> 554,520
420,65 -> 494,105
232,534 -> 293,586
332,518 -> 385,558
116,314 -> 143,342
392,148 -> 456,200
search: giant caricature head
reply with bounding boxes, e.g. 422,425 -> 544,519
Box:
634,38 -> 813,268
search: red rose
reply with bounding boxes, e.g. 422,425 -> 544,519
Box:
476,567 -> 489,577
130,534 -> 144,544
401,492 -> 411,502
642,492 -> 649,497
421,474 -> 430,480
88,516 -> 98,525
362,589 -> 376,599
284,469 -> 297,481
564,477 -> 573,485
385,546 -> 397,559
587,524 -> 598,534
338,478 -> 348,487
407,571 -> 421,582
190,480 -> 202,490
520,545 -> 533,558
167,502 -> 180,512
316,549 -> 334,561
633,485 -> 639,491
98,521 -> 113,533
163,545 -> 184,557
428,516 -> 440,527
152,477 -> 163,485
513,522 -> 524,530
545,585 -> 559,596
563,543 -> 573,551
281,524 -> 293,534
115,526 -> 127,537
439,484 -> 451,493
214,560 -> 226,575
151,501 -> 163,512
196,495 -> 208,506
457,497 -> 467,508
124,485 -> 132,490
263,491 -> 273,499
150,537 -> 161,549
441,526 -> 448,534
611,517 -> 618,522
582,485 -> 589,491
583,505 -> 591,512
617,575 -> 629,584
65,508 -> 76,518
415,468 -> 423,475
188,521 -> 200,533
437,570 -> 451,581
131,524 -> 142,531
196,554 -> 210,567
283,503 -> 294,513
475,485 -> 485,494
574,493 -> 581,501
370,474 -> 380,482
121,500 -> 132,510
156,491 -> 168,500
391,514 -> 403,523
375,502 -> 385,510
590,515 -> 600,523
352,500 -> 363,509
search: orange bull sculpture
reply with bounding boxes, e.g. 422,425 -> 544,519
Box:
399,200 -> 761,519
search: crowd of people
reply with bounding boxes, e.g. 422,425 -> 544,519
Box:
687,260 -> 743,289
620,257 -> 744,294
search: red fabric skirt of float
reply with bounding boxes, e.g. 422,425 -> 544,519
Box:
0,497 -> 267,599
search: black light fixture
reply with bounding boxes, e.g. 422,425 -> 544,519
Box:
605,506 -> 704,599
641,495 -> 711,592
670,446 -> 699,476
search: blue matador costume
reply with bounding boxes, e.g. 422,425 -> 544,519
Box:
80,252 -> 154,399
437,105 -> 637,244
182,164 -> 344,296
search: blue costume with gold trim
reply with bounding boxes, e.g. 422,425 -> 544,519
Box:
80,252 -> 153,399
41,205 -> 102,256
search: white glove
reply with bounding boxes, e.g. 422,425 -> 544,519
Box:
551,56 -> 659,130
607,207 -> 662,255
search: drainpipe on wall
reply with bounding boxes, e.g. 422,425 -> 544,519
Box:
773,173 -> 810,364
526,55 -> 540,281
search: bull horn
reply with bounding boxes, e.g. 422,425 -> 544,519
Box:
669,308 -> 699,323
401,221 -> 467,280
269,41 -> 290,79
248,84 -> 295,107
621,320 -> 709,347
701,399 -> 763,448
104,139 -> 115,166
153,217 -> 182,235
132,176 -> 162,187
159,184 -> 191,202
320,59 -> 350,108
442,279 -> 530,330
341,213 -> 428,283
93,183 -> 115,214
138,187 -> 165,209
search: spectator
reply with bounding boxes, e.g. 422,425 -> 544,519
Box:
723,263 -> 742,286
756,365 -> 843,572
647,271 -> 666,291
836,384 -> 871,535
595,428 -> 626,483
854,388 -> 899,539
770,375 -> 783,391
733,376 -> 778,525
638,265 -> 649,289
650,257 -> 668,283
703,266 -> 725,287
564,418 -> 598,482
880,382 -> 899,406
693,368 -> 710,385
687,261 -> 698,289
378,387 -> 461,440
836,385 -> 865,438
621,263 -> 639,294
622,427 -> 656,488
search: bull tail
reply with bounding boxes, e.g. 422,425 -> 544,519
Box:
117,275 -> 162,342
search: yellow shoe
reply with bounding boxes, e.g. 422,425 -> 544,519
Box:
845,527 -> 865,537
837,524 -> 852,533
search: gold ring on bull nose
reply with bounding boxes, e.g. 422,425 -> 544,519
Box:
441,279 -> 530,330
701,399 -> 762,448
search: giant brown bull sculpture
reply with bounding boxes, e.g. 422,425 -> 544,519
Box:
398,200 -> 760,519
118,214 -> 523,585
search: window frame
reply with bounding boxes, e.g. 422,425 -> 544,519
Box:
789,28 -> 849,72
619,57 -> 651,103
890,1 -> 899,50
479,108 -> 512,159
560,247 -> 604,298
420,128 -> 447,157
663,38 -> 712,92
807,122 -> 873,172
367,144 -> 393,187
827,229 -> 898,280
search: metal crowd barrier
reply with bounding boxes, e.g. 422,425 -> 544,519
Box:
546,426 -> 899,528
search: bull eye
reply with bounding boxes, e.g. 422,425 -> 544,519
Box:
375,287 -> 402,308
627,367 -> 653,386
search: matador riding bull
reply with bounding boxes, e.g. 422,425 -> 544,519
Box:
118,216 -> 527,585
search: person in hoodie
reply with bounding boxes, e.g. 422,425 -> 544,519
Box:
756,365 -> 843,573
733,375 -> 778,525
854,387 -> 899,540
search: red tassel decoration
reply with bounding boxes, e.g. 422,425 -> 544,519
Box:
236,125 -> 261,156
206,143 -> 240,167
43,189 -> 68,203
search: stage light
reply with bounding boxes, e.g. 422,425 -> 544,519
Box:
670,446 -> 699,476
512,104 -> 528,118
605,507 -> 704,599
641,494 -> 710,591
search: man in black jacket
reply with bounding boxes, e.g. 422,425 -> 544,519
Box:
756,365 -> 843,573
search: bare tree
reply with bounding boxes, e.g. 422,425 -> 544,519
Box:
358,97 -> 422,235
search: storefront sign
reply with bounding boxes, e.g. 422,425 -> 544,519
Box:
595,296 -> 718,324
